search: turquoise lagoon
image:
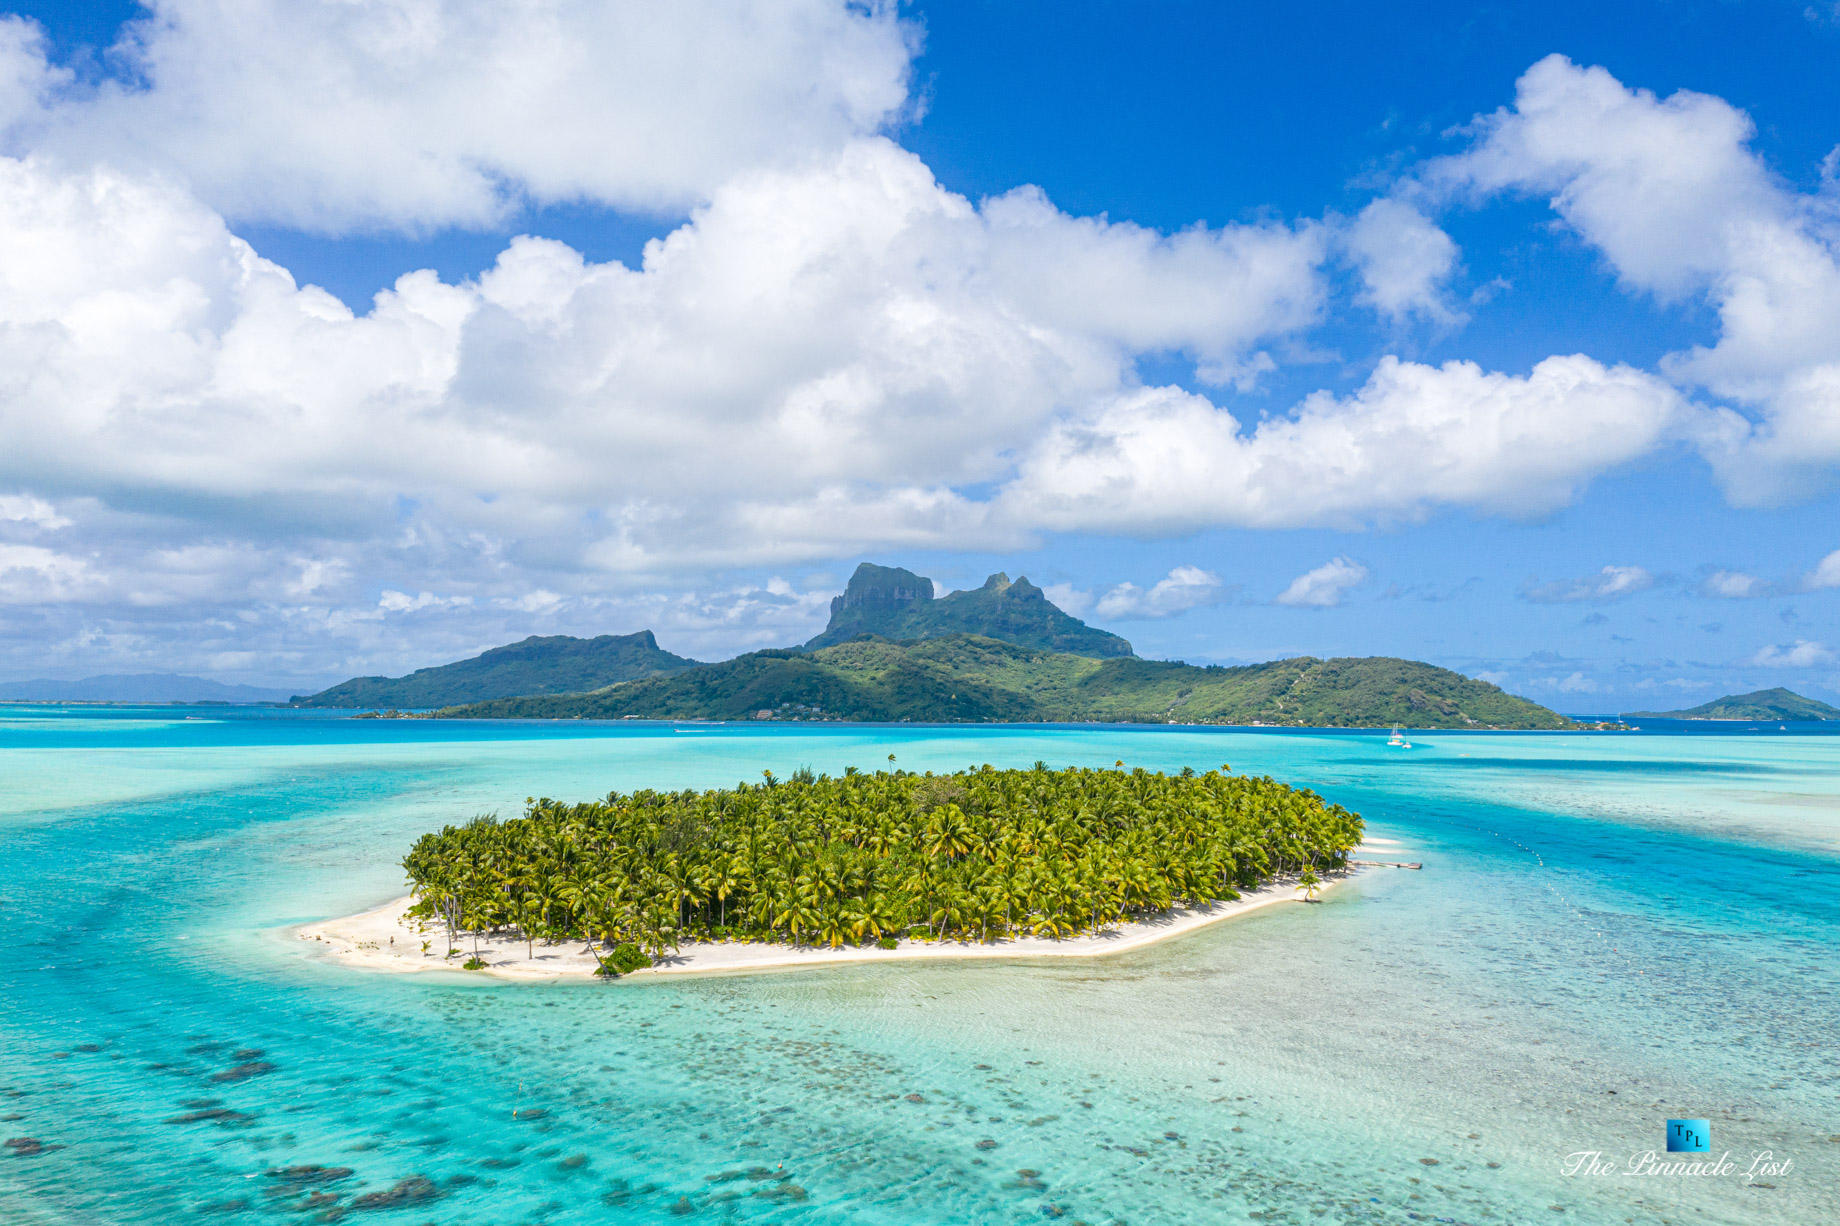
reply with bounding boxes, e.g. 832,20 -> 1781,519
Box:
1,708 -> 1835,1224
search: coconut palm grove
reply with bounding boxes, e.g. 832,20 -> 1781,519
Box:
401,764 -> 1363,971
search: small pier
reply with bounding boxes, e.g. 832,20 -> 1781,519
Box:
1350,859 -> 1422,870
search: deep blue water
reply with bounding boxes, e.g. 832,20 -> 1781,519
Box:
1,708 -> 1835,1224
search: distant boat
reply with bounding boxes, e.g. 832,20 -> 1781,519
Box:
1387,726 -> 1412,748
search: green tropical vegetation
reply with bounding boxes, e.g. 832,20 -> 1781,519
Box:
436,633 -> 1572,728
1626,687 -> 1840,721
805,563 -> 1134,657
294,631 -> 699,708
297,560 -> 1574,727
399,763 -> 1362,969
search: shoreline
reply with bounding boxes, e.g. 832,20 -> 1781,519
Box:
328,709 -> 1601,732
293,871 -> 1361,982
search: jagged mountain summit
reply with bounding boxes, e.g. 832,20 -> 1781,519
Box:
804,563 -> 1134,658
295,631 -> 700,708
1627,687 -> 1840,720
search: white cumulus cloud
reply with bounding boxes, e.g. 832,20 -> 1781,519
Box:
1748,639 -> 1833,667
982,186 -> 1326,386
4,0 -> 916,232
1437,54 -> 1840,504
1004,354 -> 1681,534
1804,549 -> 1840,591
0,543 -> 97,602
1275,557 -> 1368,608
1698,569 -> 1764,598
1344,198 -> 1461,323
0,139 -> 1343,586
1093,566 -> 1225,620
0,493 -> 70,530
1039,582 -> 1094,617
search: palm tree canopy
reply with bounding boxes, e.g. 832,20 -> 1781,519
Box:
401,765 -> 1360,950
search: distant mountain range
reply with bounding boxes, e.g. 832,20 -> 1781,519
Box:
0,674 -> 296,703
1626,687 -> 1840,721
805,563 -> 1134,657
291,559 -> 1577,728
441,634 -> 1572,729
293,631 -> 700,708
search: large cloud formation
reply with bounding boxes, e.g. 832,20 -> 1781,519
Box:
1004,354 -> 1680,533
0,141 -> 1329,567
0,11 -> 1834,679
4,0 -> 916,229
1436,54 -> 1840,504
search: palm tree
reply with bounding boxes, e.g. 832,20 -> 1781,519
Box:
929,887 -> 970,941
922,805 -> 973,862
704,855 -> 741,930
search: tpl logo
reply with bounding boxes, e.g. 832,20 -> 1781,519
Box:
1666,1119 -> 1710,1153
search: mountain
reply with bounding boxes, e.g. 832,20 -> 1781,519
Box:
805,563 -> 1133,657
294,631 -> 701,708
0,674 -> 295,703
1626,687 -> 1840,721
438,633 -> 1572,729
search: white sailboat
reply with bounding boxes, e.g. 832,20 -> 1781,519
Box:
1386,725 -> 1412,748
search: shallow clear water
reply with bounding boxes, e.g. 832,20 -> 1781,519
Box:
2,709 -> 1835,1224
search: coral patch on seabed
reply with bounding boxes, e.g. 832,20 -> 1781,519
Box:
348,1175 -> 443,1209
210,1061 -> 277,1083
166,1099 -> 256,1127
266,1165 -> 354,1185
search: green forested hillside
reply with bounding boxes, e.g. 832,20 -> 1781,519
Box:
438,633 -> 1571,728
1627,687 -> 1840,720
294,631 -> 700,708
805,564 -> 1133,657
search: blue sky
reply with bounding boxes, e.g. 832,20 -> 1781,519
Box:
1,0 -> 1837,711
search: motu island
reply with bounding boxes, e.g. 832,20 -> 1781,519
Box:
302,764 -> 1362,979
1625,686 -> 1840,721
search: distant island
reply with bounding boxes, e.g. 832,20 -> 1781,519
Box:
0,673 -> 295,703
301,560 -> 1581,729
1626,687 -> 1840,721
293,630 -> 699,708
440,634 -> 1573,728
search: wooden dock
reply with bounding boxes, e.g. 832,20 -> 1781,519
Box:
1350,859 -> 1422,870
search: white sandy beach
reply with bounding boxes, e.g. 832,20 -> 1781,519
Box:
294,865 -> 1368,981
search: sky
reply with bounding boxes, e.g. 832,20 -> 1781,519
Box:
1,0 -> 1838,712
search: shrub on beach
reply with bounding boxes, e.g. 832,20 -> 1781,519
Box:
401,764 -> 1360,960
601,943 -> 651,975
